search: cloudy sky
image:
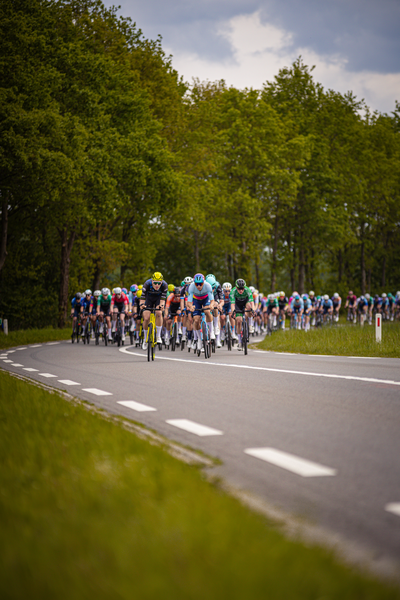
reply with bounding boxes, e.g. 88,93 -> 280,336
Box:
102,0 -> 400,114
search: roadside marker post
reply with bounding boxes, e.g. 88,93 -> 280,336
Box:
375,313 -> 382,343
3,319 -> 8,335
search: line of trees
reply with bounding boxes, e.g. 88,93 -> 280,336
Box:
1,0 -> 399,329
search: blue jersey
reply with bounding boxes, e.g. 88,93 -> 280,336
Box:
290,298 -> 304,311
128,291 -> 136,305
188,281 -> 213,303
321,299 -> 333,310
82,296 -> 92,312
71,297 -> 83,310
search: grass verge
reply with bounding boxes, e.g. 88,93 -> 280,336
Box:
256,321 -> 400,358
0,326 -> 71,350
0,370 -> 399,599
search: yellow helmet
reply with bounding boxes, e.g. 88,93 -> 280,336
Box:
138,284 -> 143,289
152,271 -> 163,282
136,289 -> 142,298
168,283 -> 174,292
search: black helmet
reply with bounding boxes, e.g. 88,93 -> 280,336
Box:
174,286 -> 181,295
75,292 -> 82,300
236,279 -> 246,289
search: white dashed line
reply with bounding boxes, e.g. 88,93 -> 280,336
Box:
82,388 -> 112,396
30,345 -> 42,348
38,373 -> 58,378
119,348 -> 400,387
385,503 -> 400,517
6,350 -> 15,353
58,380 -> 81,386
23,368 -> 39,372
16,347 -> 27,350
10,363 -> 23,367
3,360 -> 13,363
244,448 -> 337,477
47,342 -> 60,345
117,400 -> 157,412
166,419 -> 223,437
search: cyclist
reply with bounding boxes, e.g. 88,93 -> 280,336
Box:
387,292 -> 395,321
230,279 -> 254,351
71,292 -> 83,337
266,294 -> 279,331
127,284 -> 138,336
164,286 -> 182,346
345,291 -> 357,322
381,293 -> 389,319
110,287 -> 129,342
140,272 -> 168,349
365,293 -> 373,324
290,294 -> 304,328
206,274 -> 224,348
81,289 -> 93,339
180,276 -> 193,347
187,273 -> 214,352
320,294 -> 333,323
302,293 -> 312,331
357,295 -> 369,323
278,291 -> 288,330
97,287 -> 113,341
373,294 -> 382,316
220,282 -> 234,342
331,292 -> 341,322
89,290 -> 101,337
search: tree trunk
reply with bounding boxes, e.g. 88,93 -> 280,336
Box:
58,228 -> 76,328
0,196 -> 8,273
338,249 -> 342,284
194,230 -> 199,271
298,245 -> 305,295
255,259 -> 260,291
360,223 -> 366,295
271,196 -> 279,293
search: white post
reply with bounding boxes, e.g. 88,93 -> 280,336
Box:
3,319 -> 8,335
375,313 -> 382,343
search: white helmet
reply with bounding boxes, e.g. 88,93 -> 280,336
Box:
114,287 -> 122,294
94,290 -> 101,297
222,282 -> 232,291
101,287 -> 109,295
382,292 -> 387,298
365,293 -> 370,300
324,294 -> 329,301
249,286 -> 255,293
184,276 -> 193,284
85,289 -> 92,296
309,290 -> 315,296
333,292 -> 339,298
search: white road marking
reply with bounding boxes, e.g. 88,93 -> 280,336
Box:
23,368 -> 39,372
38,373 -> 58,378
16,347 -> 27,350
6,350 -> 15,353
244,448 -> 337,477
119,348 -> 400,387
10,363 -> 23,367
117,400 -> 156,412
385,503 -> 400,517
58,380 -> 80,386
47,342 -> 60,345
166,419 -> 223,437
82,388 -> 112,396
30,345 -> 42,348
3,360 -> 13,363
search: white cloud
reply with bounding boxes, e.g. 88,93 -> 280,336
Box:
166,11 -> 400,114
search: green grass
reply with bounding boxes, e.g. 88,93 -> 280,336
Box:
257,321 -> 400,358
0,326 -> 71,350
0,371 -> 399,599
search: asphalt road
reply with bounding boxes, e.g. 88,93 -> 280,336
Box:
1,337 -> 400,578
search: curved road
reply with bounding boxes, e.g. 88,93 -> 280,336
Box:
1,339 -> 400,578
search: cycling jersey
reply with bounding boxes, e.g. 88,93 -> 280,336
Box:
290,298 -> 304,312
98,294 -> 112,315
71,297 -> 83,316
142,279 -> 168,306
166,293 -> 181,315
357,298 -> 368,311
229,286 -> 253,304
187,282 -> 213,303
222,291 -> 231,315
111,292 -> 129,312
278,296 -> 288,310
347,295 -> 357,306
213,283 -> 224,302
82,296 -> 92,313
321,299 -> 333,312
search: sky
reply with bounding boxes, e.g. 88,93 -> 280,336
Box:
102,0 -> 400,114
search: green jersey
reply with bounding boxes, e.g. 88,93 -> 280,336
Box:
267,297 -> 279,309
98,294 -> 112,309
230,286 -> 253,304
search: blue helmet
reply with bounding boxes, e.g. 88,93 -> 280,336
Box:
194,273 -> 205,284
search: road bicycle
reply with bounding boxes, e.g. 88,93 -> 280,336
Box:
224,315 -> 232,351
194,308 -> 212,358
71,313 -> 83,343
232,308 -> 252,355
112,311 -> 125,347
142,306 -> 161,362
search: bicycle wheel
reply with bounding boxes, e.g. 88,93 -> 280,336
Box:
242,318 -> 248,355
71,327 -> 75,343
171,324 -> 176,351
147,323 -> 153,362
86,322 -> 91,344
201,321 -> 207,358
95,322 -> 99,345
226,322 -> 232,351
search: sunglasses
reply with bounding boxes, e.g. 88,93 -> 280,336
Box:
152,281 -> 162,286
195,282 -> 203,287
